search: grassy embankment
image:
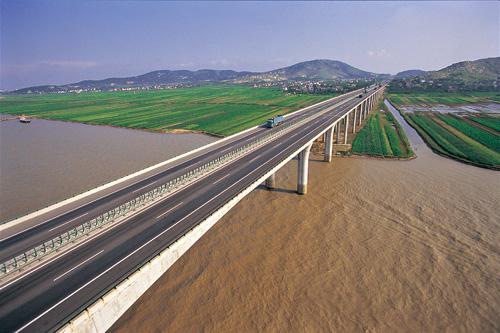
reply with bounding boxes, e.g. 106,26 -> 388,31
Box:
351,99 -> 414,158
0,85 -> 337,137
387,92 -> 500,169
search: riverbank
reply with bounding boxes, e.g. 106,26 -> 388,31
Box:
111,114 -> 500,332
1,113 -> 226,138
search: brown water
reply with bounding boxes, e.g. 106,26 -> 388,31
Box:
0,118 -> 216,222
112,101 -> 500,332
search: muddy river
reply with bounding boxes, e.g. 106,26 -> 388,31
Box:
112,101 -> 499,332
0,118 -> 217,222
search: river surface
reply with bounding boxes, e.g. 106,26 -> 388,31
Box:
0,117 -> 216,222
112,100 -> 500,332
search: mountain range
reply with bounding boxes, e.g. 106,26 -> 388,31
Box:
10,57 -> 499,94
11,60 -> 389,94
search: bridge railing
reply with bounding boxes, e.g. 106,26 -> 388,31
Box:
0,89 -> 380,278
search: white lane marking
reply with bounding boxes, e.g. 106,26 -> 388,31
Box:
48,213 -> 88,232
213,173 -> 230,185
247,154 -> 261,164
53,250 -> 104,282
156,202 -> 183,220
11,91 -> 375,332
220,146 -> 235,153
133,181 -> 157,194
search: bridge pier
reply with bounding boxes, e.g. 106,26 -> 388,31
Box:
297,144 -> 312,194
352,108 -> 357,133
335,122 -> 340,143
343,114 -> 349,143
324,126 -> 334,162
265,173 -> 276,190
358,104 -> 363,125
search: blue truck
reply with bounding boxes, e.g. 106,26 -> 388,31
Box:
265,115 -> 284,128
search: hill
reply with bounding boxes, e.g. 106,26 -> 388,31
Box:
428,57 -> 499,83
238,59 -> 390,82
10,59 -> 389,94
395,69 -> 426,78
390,57 -> 499,92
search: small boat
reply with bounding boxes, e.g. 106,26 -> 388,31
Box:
19,116 -> 31,123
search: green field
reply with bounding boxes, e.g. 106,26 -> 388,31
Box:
388,91 -> 500,106
352,100 -> 413,158
436,114 -> 500,152
467,115 -> 500,132
0,85 -> 336,136
402,112 -> 500,169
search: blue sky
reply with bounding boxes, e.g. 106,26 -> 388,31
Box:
1,1 -> 498,90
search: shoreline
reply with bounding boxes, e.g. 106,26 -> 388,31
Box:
349,152 -> 417,161
0,113 -> 225,139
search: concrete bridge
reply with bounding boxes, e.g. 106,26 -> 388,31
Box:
0,85 -> 385,332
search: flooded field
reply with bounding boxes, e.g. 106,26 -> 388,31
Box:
0,118 -> 216,222
112,105 -> 500,332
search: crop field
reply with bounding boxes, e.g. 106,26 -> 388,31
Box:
467,115 -> 500,132
388,91 -> 500,106
405,112 -> 500,169
0,86 -> 336,136
352,100 -> 413,158
436,114 -> 500,152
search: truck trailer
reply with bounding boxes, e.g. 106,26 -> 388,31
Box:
265,115 -> 284,128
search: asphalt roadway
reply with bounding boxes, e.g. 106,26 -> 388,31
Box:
0,87 -> 380,332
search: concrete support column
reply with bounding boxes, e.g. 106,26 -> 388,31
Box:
343,114 -> 349,143
358,104 -> 362,125
297,144 -> 312,195
335,122 -> 340,143
265,173 -> 276,190
352,108 -> 357,133
324,126 -> 334,162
